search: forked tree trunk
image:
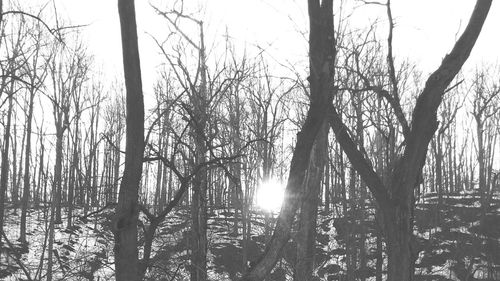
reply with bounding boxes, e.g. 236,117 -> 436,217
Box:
295,123 -> 327,281
330,2 -> 492,281
240,1 -> 334,280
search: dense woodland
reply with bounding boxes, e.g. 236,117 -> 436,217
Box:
0,0 -> 499,280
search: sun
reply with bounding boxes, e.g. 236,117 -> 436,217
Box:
256,178 -> 285,212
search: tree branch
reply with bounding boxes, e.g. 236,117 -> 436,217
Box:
394,0 -> 492,199
329,104 -> 390,205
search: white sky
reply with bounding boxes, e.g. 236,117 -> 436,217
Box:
21,0 -> 500,95
11,0 -> 499,178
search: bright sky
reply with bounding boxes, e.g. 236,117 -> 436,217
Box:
22,0 -> 500,94
14,0 -> 499,203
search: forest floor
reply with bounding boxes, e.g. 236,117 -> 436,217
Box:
0,191 -> 499,281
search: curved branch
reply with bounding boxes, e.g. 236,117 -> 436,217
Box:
329,104 -> 390,205
395,0 -> 492,198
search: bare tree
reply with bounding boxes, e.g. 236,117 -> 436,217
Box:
0,12 -> 28,255
47,37 -> 89,224
329,1 -> 492,280
241,0 -> 335,279
295,123 -> 328,281
19,18 -> 51,243
152,6 -> 211,280
113,0 -> 144,280
470,66 -> 500,221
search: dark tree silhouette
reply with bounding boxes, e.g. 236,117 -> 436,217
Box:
241,0 -> 335,280
329,1 -> 492,280
113,0 -> 144,280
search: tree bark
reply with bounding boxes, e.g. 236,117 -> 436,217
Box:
190,137 -> 208,281
20,82 -> 36,244
46,193 -> 56,281
0,85 -> 14,254
53,124 -> 64,224
113,0 -> 144,280
240,1 -> 334,280
295,123 -> 327,281
329,1 -> 492,280
187,21 -> 210,281
67,122 -> 79,227
475,110 -> 487,220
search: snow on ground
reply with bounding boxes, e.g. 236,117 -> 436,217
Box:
1,205 -> 114,281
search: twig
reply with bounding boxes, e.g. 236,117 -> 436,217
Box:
79,203 -> 117,221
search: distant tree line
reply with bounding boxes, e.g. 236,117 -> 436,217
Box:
0,0 -> 497,280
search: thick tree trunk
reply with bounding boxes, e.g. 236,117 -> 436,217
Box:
295,123 -> 327,281
382,206 -> 416,281
240,1 -> 334,280
375,222 -> 383,281
113,132 -> 122,203
190,143 -> 208,281
329,2 -> 492,281
189,85 -> 209,281
189,22 -> 209,281
113,0 -> 144,280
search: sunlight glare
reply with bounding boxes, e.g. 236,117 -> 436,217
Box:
256,178 -> 285,212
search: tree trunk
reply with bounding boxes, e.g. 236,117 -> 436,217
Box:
46,194 -> 56,281
329,2 -> 492,281
67,125 -> 79,227
240,1 -> 334,280
190,141 -> 208,281
188,21 -> 210,281
154,122 -> 163,212
11,121 -> 19,210
53,125 -> 64,225
20,84 -> 36,244
0,87 -> 14,255
36,133 -> 45,207
475,115 -> 487,220
435,134 -> 443,205
113,131 -> 122,203
375,220 -> 383,281
295,123 -> 327,281
113,0 -> 144,280
382,206 -> 415,281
